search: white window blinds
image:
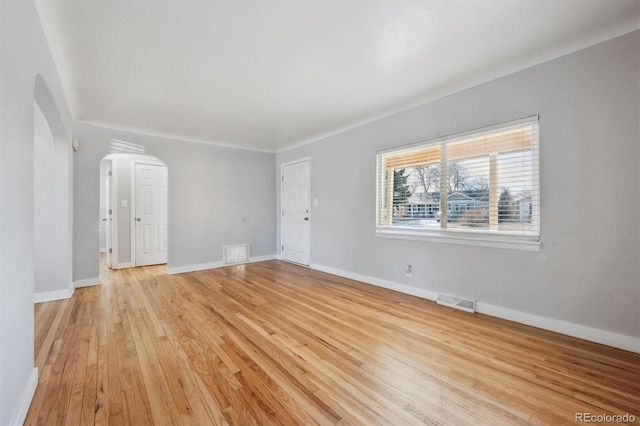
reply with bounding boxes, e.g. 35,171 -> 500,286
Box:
376,116 -> 539,239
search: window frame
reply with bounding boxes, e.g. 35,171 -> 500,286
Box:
375,116 -> 541,251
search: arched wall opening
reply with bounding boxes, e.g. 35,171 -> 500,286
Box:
33,74 -> 73,301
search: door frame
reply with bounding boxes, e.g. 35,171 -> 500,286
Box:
280,157 -> 311,266
109,158 -> 119,269
130,159 -> 168,267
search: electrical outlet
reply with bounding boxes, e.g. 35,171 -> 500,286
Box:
405,264 -> 413,277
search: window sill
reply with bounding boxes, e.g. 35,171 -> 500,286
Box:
375,227 -> 541,252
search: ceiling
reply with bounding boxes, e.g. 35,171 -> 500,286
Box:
35,0 -> 640,152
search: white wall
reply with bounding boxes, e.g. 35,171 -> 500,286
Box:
116,156 -> 133,264
73,123 -> 277,280
0,1 -> 72,423
33,101 -> 72,298
276,31 -> 640,347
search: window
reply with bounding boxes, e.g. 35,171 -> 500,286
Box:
376,116 -> 539,250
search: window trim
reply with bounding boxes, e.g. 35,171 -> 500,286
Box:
376,115 -> 540,250
375,227 -> 541,251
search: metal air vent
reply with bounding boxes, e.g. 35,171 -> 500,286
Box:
436,293 -> 476,313
109,139 -> 146,155
223,244 -> 250,265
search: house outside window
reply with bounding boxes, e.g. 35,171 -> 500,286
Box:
376,116 -> 540,250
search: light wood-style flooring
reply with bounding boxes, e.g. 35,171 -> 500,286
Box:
26,260 -> 640,425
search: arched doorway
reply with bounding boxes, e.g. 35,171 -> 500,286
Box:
99,153 -> 168,270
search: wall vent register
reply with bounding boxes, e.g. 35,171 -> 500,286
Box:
436,293 -> 477,313
224,244 -> 250,265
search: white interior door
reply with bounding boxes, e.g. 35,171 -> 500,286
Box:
134,163 -> 168,266
281,159 -> 311,265
105,161 -> 113,268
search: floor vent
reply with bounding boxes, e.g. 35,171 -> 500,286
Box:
436,293 -> 476,313
223,244 -> 250,265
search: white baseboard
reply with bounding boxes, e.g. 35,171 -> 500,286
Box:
310,263 -> 439,302
309,263 -> 640,354
73,277 -> 101,288
476,303 -> 640,353
34,286 -> 74,303
166,261 -> 225,275
167,254 -> 278,275
250,254 -> 277,263
10,367 -> 38,426
114,262 -> 132,269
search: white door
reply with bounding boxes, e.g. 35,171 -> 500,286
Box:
105,161 -> 113,268
281,160 -> 311,265
134,163 -> 168,266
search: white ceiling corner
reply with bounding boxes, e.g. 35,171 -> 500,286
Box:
35,0 -> 640,153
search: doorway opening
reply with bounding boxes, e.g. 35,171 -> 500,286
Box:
99,154 -> 168,270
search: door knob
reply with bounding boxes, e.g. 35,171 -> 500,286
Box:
136,217 -> 142,221
304,217 -> 309,221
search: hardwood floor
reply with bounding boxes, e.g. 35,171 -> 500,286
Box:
26,260 -> 639,425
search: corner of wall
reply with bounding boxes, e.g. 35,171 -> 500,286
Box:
34,287 -> 74,303
73,277 -> 101,288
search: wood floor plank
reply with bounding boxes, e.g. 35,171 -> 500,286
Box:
35,298 -> 70,368
25,259 -> 640,425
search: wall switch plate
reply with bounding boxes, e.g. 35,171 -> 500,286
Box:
313,198 -> 319,206
121,200 -> 127,208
